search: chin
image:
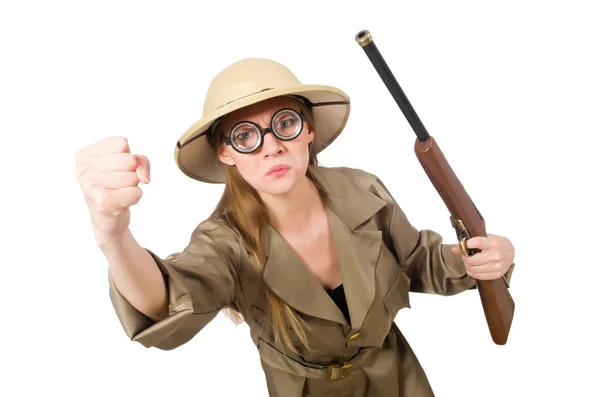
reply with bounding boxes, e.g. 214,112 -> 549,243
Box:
259,181 -> 295,196
257,172 -> 302,196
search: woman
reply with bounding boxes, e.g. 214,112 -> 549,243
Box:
75,58 -> 515,396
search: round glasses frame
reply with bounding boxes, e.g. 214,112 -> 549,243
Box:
221,108 -> 308,154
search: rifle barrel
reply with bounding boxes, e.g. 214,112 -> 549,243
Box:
355,30 -> 430,142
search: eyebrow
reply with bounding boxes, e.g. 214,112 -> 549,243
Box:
231,107 -> 301,126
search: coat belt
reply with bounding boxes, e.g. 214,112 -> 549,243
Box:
257,339 -> 377,381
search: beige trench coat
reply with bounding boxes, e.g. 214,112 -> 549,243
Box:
108,165 -> 514,396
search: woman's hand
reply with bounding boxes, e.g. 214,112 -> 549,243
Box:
74,136 -> 151,247
451,234 -> 515,280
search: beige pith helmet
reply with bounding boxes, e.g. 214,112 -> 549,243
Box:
174,57 -> 351,184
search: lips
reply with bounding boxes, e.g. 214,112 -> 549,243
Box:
266,164 -> 290,175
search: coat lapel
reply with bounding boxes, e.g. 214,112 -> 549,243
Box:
328,208 -> 383,332
262,165 -> 387,329
263,224 -> 349,324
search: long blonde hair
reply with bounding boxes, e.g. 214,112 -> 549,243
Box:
207,98 -> 323,353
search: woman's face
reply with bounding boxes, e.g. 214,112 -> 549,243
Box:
216,96 -> 314,196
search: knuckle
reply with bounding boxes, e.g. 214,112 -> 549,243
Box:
135,185 -> 144,197
93,194 -> 112,214
121,187 -> 142,209
77,168 -> 91,182
77,169 -> 96,188
132,187 -> 143,202
96,203 -> 113,215
81,171 -> 104,191
75,159 -> 92,180
94,198 -> 107,213
75,166 -> 86,181
115,136 -> 129,152
81,177 -> 96,192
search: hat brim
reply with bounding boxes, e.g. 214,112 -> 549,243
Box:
174,84 -> 350,184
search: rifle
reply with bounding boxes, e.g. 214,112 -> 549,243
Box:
355,30 -> 514,345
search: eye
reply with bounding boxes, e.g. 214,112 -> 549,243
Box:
277,118 -> 296,128
232,123 -> 258,141
237,131 -> 251,141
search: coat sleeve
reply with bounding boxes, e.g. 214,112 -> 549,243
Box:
107,218 -> 242,350
371,174 -> 515,296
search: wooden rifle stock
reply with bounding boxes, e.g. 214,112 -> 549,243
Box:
355,30 -> 515,345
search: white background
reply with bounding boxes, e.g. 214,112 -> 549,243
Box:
1,0 -> 598,396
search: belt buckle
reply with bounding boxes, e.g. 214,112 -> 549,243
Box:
327,362 -> 352,381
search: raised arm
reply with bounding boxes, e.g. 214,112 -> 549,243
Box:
74,136 -> 241,350
107,218 -> 241,350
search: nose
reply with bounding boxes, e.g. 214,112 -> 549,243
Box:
260,131 -> 283,157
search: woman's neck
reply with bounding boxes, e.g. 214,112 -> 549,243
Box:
260,176 -> 324,233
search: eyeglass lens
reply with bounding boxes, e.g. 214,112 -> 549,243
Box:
230,109 -> 303,152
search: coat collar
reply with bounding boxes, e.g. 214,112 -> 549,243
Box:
262,165 -> 387,331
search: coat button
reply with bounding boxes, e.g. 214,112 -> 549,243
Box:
348,332 -> 360,340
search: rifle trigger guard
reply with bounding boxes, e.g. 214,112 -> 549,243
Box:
459,238 -> 470,256
452,218 -> 474,257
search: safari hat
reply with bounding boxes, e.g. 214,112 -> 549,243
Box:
174,57 -> 350,183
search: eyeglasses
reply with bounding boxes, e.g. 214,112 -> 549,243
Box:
220,108 -> 308,154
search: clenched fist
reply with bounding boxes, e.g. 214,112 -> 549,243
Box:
74,136 -> 150,246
